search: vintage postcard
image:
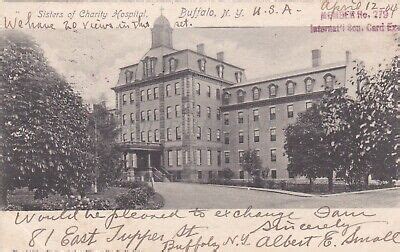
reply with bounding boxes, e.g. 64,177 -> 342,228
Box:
0,0 -> 399,251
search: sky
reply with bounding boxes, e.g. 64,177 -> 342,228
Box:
27,25 -> 397,108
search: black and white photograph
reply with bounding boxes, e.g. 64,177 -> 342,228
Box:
1,2 -> 399,213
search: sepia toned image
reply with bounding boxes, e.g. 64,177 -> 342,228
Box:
1,4 -> 399,212
0,1 -> 399,251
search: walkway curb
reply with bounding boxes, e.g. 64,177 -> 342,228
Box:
319,186 -> 400,197
210,184 -> 315,197
207,183 -> 400,198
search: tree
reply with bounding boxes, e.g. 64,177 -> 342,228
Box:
241,150 -> 264,185
284,104 -> 335,191
321,57 -> 399,189
0,31 -> 96,203
88,103 -> 123,191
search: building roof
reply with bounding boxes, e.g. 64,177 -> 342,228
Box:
154,15 -> 171,27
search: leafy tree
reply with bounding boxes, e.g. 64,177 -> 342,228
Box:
241,150 -> 264,185
0,31 -> 96,204
321,58 -> 399,189
284,104 -> 335,191
222,168 -> 234,180
88,103 -> 123,191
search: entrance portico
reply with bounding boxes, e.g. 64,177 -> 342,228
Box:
118,141 -> 163,181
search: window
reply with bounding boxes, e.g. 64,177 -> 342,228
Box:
253,109 -> 259,121
208,171 -> 213,180
176,126 -> 181,140
269,84 -> 277,97
224,113 -> 229,125
238,131 -> 244,144
167,128 -> 172,141
174,82 -> 180,95
122,94 -> 127,105
198,58 -> 206,72
217,151 -> 221,166
184,150 -> 189,165
254,129 -> 260,142
223,92 -> 231,105
147,89 -> 152,100
196,149 -> 202,165
271,169 -> 277,179
176,150 -> 182,166
166,84 -> 171,97
305,78 -> 314,93
235,71 -> 243,83
216,64 -> 224,79
216,109 -> 221,120
324,73 -> 335,90
224,151 -> 230,163
207,107 -> 211,118
216,88 -> 221,100
207,128 -> 212,141
271,149 -> 277,162
287,104 -> 294,118
207,150 -> 212,165
140,90 -> 145,101
286,81 -> 295,95
270,107 -> 276,120
130,92 -> 134,103
147,110 -> 151,121
237,90 -> 245,103
207,86 -> 211,97
168,150 -> 173,166
216,129 -> 221,142
198,171 -> 203,179
122,133 -> 127,142
154,109 -> 159,121
196,105 -> 201,117
140,131 -> 145,142
143,57 -> 156,77
154,129 -> 159,142
238,111 -> 244,124
130,132 -> 135,141
154,87 -> 159,99
169,58 -> 177,72
148,130 -> 153,142
175,105 -> 180,118
253,87 -> 260,100
122,114 -> 126,125
270,128 -> 276,141
176,171 -> 182,180
125,70 -> 133,83
197,126 -> 202,140
306,101 -> 313,110
196,83 -> 201,95
224,132 -> 230,144
130,113 -> 135,123
239,171 -> 245,179
166,106 -> 172,119
239,151 -> 245,163
140,111 -> 145,121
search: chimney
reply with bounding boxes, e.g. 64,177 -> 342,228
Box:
311,49 -> 321,67
345,50 -> 351,63
197,43 -> 205,54
217,51 -> 224,61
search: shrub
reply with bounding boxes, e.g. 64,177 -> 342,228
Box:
115,183 -> 156,209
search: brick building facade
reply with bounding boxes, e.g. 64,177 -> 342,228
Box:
111,15 -> 357,181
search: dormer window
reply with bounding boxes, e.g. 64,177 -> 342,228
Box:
235,71 -> 243,83
143,57 -> 157,78
237,89 -> 246,103
252,87 -> 260,100
286,81 -> 296,95
216,64 -> 224,79
269,84 -> 278,98
125,70 -> 133,83
304,77 -> 315,93
223,92 -> 231,105
324,73 -> 335,90
169,57 -> 178,72
198,58 -> 206,72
